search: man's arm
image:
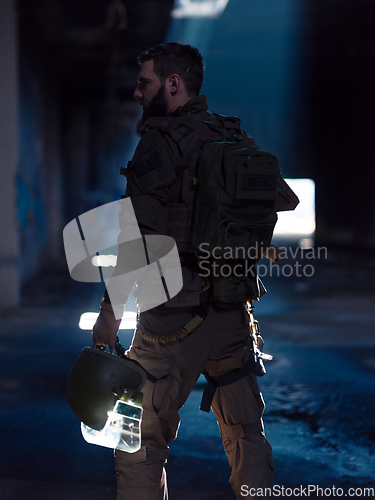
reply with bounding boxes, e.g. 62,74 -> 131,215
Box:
92,129 -> 178,352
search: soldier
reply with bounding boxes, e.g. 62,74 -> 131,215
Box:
93,42 -> 295,500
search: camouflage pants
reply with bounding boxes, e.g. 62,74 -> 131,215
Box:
115,302 -> 274,500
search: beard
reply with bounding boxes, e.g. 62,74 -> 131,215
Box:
136,83 -> 169,136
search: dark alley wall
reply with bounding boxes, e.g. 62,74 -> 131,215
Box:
61,99 -> 139,222
309,0 -> 375,247
0,0 -> 19,308
0,0 -> 374,309
3,0 -> 174,309
18,53 -> 64,284
168,0 -> 375,246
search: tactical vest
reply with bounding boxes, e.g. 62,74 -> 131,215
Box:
123,112 -> 279,302
144,112 -> 248,254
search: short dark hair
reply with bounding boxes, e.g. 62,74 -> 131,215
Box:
137,42 -> 204,97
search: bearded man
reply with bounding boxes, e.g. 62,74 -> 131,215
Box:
93,42 -> 280,500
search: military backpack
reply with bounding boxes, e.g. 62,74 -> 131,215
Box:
144,111 -> 281,301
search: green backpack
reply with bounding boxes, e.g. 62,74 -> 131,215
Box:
145,112 -> 281,301
187,112 -> 280,257
185,112 -> 280,301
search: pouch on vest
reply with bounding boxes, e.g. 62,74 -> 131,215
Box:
206,258 -> 266,302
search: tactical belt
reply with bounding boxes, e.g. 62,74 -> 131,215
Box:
138,314 -> 204,344
200,358 -> 252,412
138,294 -> 211,345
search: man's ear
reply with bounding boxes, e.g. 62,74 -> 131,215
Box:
168,73 -> 181,95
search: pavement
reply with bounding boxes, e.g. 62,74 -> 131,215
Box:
1,244 -> 375,499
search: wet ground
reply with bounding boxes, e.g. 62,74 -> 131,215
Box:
0,245 -> 375,499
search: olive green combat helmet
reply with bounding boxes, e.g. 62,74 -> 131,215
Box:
66,346 -> 147,431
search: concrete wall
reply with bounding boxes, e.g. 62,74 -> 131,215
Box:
62,99 -> 140,221
1,0 -> 374,312
17,57 -> 65,284
308,0 -> 375,247
17,58 -> 44,285
0,0 -> 20,308
0,0 -> 65,309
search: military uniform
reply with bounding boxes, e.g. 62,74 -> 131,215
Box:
115,95 -> 275,500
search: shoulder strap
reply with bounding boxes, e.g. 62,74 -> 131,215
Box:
186,111 -> 242,142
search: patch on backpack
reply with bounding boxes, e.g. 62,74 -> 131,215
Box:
242,174 -> 277,191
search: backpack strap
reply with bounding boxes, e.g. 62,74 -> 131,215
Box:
186,111 -> 242,142
142,116 -> 203,252
144,116 -> 194,146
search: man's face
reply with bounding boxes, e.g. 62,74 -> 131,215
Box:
134,60 -> 169,134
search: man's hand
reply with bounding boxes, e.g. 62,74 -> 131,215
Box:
92,302 -> 124,354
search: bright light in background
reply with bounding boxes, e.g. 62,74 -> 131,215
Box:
79,311 -> 137,330
274,179 -> 315,236
171,0 -> 230,18
91,254 -> 117,267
